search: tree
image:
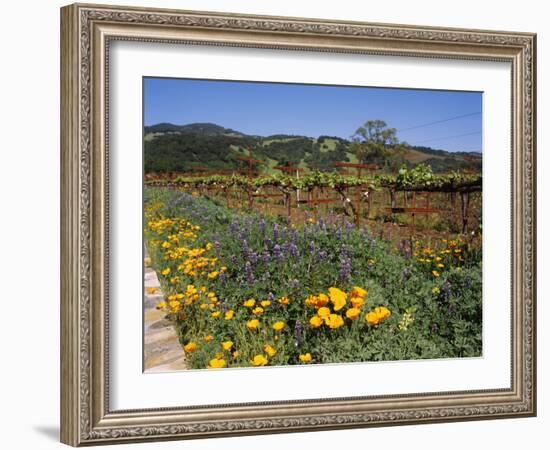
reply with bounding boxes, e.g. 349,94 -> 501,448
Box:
350,120 -> 408,171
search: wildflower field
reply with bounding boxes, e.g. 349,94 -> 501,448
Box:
145,187 -> 482,370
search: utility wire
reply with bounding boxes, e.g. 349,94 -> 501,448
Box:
396,111 -> 482,133
413,130 -> 482,145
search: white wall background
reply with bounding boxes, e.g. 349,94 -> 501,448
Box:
0,0 -> 546,448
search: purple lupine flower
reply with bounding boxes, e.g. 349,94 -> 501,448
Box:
309,241 -> 316,254
251,252 -> 260,263
244,261 -> 256,285
288,278 -> 300,289
290,226 -> 299,242
290,243 -> 299,258
294,320 -> 303,348
230,221 -> 240,234
273,244 -> 283,264
262,250 -> 271,264
442,281 -> 452,302
345,221 -> 354,234
339,256 -> 352,282
230,254 -> 238,265
269,292 -> 279,310
219,269 -> 226,287
259,217 -> 266,234
272,223 -> 279,241
219,298 -> 229,314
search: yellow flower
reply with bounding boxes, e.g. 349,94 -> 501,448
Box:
278,296 -> 290,306
260,300 -> 271,308
436,263 -> 444,268
224,310 -> 234,320
346,307 -> 361,321
272,321 -> 285,332
232,351 -> 239,358
207,357 -> 226,369
365,306 -> 392,326
317,306 -> 331,318
350,296 -> 364,309
199,303 -> 208,310
251,354 -> 268,366
184,342 -> 197,353
328,287 -> 347,311
243,299 -> 256,308
156,301 -> 166,310
309,315 -> 322,328
326,314 -> 344,329
365,311 -> 379,326
263,344 -> 277,357
432,270 -> 440,277
247,319 -> 260,331
252,306 -> 264,315
432,287 -> 440,295
146,287 -> 158,295
222,341 -> 233,351
305,295 -> 318,306
161,267 -> 171,276
169,300 -> 181,312
161,241 -> 171,249
204,335 -> 213,343
350,286 -> 368,299
211,311 -> 221,318
207,271 -> 219,279
299,353 -> 312,363
316,293 -> 329,308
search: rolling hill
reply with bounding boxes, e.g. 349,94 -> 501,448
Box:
144,123 -> 482,174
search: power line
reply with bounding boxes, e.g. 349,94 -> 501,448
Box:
396,111 -> 482,133
413,130 -> 482,145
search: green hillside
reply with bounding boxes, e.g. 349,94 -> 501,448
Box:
144,123 -> 482,174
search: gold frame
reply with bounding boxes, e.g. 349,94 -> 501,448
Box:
60,3 -> 536,446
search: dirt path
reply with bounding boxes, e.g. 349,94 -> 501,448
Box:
143,246 -> 187,372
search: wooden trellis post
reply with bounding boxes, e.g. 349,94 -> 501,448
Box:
460,191 -> 471,234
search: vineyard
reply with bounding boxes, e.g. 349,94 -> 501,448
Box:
146,164 -> 482,235
144,164 -> 483,370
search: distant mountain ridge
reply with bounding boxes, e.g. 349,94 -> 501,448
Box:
145,122 -> 246,136
144,122 -> 482,174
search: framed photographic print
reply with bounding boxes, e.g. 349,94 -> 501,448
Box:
60,3 -> 537,446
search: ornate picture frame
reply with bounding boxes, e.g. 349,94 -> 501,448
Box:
60,3 -> 536,446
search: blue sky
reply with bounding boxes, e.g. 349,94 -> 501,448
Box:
144,77 -> 482,153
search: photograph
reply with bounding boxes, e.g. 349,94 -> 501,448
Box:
142,78 -> 483,371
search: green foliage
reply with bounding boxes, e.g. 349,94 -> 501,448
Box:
145,189 -> 482,369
